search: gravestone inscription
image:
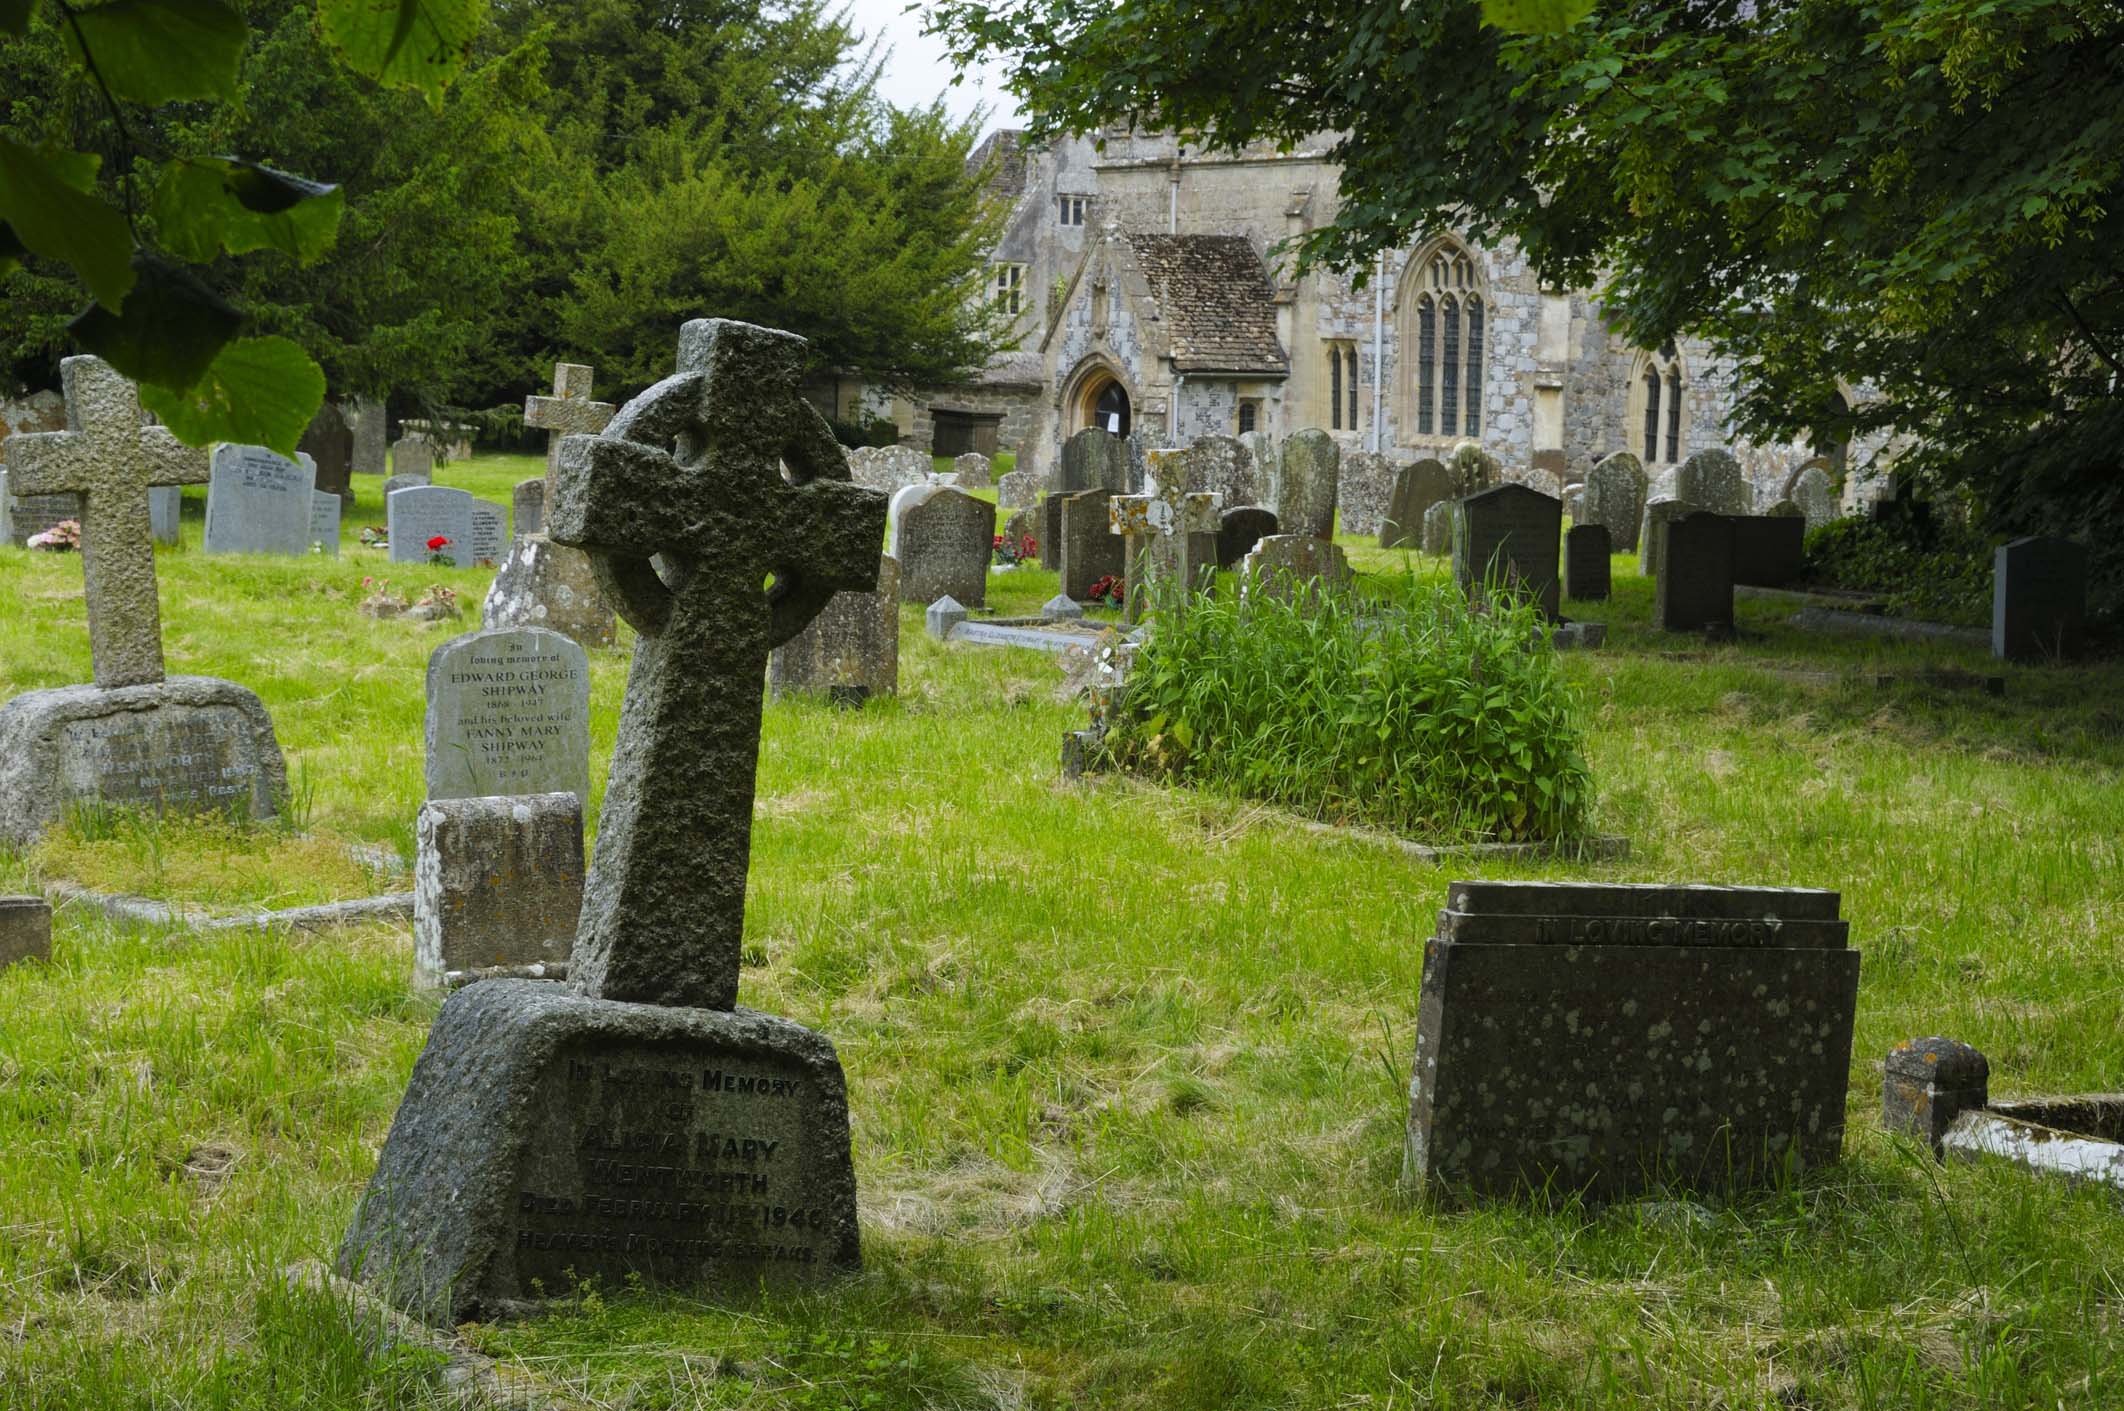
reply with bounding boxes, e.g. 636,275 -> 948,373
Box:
890,484 -> 993,608
425,626 -> 591,804
388,484 -> 477,565
204,444 -> 316,556
1405,880 -> 1860,1201
467,501 -> 507,566
310,491 -> 341,556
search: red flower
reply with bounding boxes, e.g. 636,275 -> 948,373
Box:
992,534 -> 1005,548
1020,534 -> 1037,556
427,535 -> 452,551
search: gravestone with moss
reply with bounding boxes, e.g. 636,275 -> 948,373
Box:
341,319 -> 878,1326
0,357 -> 286,847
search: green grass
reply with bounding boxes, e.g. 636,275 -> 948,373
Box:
1,457 -> 2120,1407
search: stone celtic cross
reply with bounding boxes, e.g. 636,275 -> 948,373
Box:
5,356 -> 208,689
525,362 -> 616,510
549,320 -> 886,1010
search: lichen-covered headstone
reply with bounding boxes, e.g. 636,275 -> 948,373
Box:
1404,880 -> 1859,1201
1057,427 -> 1129,493
1420,499 -> 1456,556
1447,439 -> 1500,496
997,468 -> 1037,511
1675,448 -> 1751,515
204,444 -> 317,556
1790,464 -> 1837,531
1581,452 -> 1647,552
414,792 -> 584,988
0,357 -> 285,845
348,395 -> 387,476
890,484 -> 994,608
425,626 -> 591,804
1273,429 -> 1339,540
769,555 -> 899,704
1240,534 -> 1351,610
850,444 -> 931,496
342,319 -> 880,1326
1381,458 -> 1450,550
950,452 -> 992,488
1338,450 -> 1396,538
1113,454 -> 1221,625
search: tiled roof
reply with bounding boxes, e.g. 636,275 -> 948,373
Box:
1127,233 -> 1288,375
968,130 -> 1029,200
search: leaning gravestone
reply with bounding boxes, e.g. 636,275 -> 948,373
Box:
1580,451 -> 1648,552
1058,488 -> 1123,601
1240,534 -> 1351,609
310,491 -> 341,556
1273,429 -> 1339,540
1057,427 -> 1130,493
769,555 -> 900,706
388,484 -> 478,565
996,468 -> 1037,512
467,501 -> 507,566
204,444 -> 317,556
149,485 -> 181,545
1675,448 -> 1752,516
1338,450 -> 1397,539
1564,523 -> 1611,601
1992,536 -> 2088,661
890,484 -> 994,608
950,452 -> 992,488
425,626 -> 591,804
391,437 -> 435,482
342,319 -> 878,1325
1404,880 -> 1860,1200
0,357 -> 286,847
1454,484 -> 1562,620
485,362 -> 619,648
1726,514 -> 1804,587
1655,511 -> 1736,631
1380,458 -> 1450,549
1216,505 -> 1279,570
413,792 -> 584,989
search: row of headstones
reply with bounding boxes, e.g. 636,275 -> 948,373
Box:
4,444 -> 344,555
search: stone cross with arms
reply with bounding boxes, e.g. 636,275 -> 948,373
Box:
4,356 -> 208,689
1110,456 -> 1220,625
524,362 -> 615,512
549,319 -> 886,1010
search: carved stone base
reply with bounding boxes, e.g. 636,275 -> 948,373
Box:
481,534 -> 616,648
0,676 -> 286,847
339,981 -> 861,1326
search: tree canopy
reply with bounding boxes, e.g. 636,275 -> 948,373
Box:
933,0 -> 2124,549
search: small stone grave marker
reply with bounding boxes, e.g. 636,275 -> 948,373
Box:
149,484 -> 181,545
388,484 -> 477,565
890,484 -> 993,608
310,491 -> 341,556
1040,493 -> 1064,570
1655,511 -> 1735,631
204,445 -> 317,556
414,792 -> 583,988
512,479 -> 545,538
1405,880 -> 1859,1201
1992,536 -> 2087,661
0,895 -> 52,971
1565,523 -> 1611,601
1059,488 -> 1123,601
425,625 -> 591,803
1675,448 -> 1752,515
769,555 -> 899,705
1454,483 -> 1562,620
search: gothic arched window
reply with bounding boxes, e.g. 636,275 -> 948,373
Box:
1628,345 -> 1686,465
1405,243 -> 1486,440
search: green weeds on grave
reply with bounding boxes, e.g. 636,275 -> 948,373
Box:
1107,570 -> 1594,841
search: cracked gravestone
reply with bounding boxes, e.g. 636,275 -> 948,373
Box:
0,357 -> 286,846
341,321 -> 880,1324
484,363 -> 619,647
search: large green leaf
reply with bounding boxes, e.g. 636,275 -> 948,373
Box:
152,157 -> 344,263
0,139 -> 135,308
140,336 -> 325,457
69,253 -> 243,389
63,0 -> 247,105
1481,0 -> 1597,33
317,0 -> 485,99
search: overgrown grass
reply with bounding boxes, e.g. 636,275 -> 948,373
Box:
1107,570 -> 1594,841
1,458 -> 2120,1406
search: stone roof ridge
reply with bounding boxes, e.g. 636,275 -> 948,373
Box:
1122,232 -> 1289,376
967,129 -> 1030,199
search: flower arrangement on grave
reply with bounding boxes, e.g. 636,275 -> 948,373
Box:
425,534 -> 456,567
359,525 -> 387,549
408,583 -> 461,621
25,519 -> 82,552
991,532 -> 1038,567
357,575 -> 409,618
1086,574 -> 1122,606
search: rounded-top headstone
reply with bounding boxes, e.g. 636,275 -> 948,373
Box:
1790,464 -> 1838,531
1676,448 -> 1752,515
1381,458 -> 1451,549
890,484 -> 995,608
424,626 -> 591,804
1274,430 -> 1339,540
1216,505 -> 1279,569
996,468 -> 1038,511
1447,440 -> 1500,496
1581,451 -> 1648,552
950,452 -> 992,488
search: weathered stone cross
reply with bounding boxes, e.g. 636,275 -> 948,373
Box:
524,362 -> 615,513
5,356 -> 208,689
549,319 -> 886,1010
1110,453 -> 1220,625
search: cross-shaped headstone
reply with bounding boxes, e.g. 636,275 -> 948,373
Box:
1110,458 -> 1220,625
524,362 -> 615,518
549,320 -> 886,1010
5,356 -> 208,689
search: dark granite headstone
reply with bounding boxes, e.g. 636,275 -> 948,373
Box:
1991,536 -> 2087,661
1564,523 -> 1611,601
1405,880 -> 1859,1201
1059,488 -> 1123,600
342,320 -> 881,1325
1725,514 -> 1804,587
298,400 -> 354,501
1217,505 -> 1279,570
1453,483 -> 1562,620
1655,512 -> 1735,631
